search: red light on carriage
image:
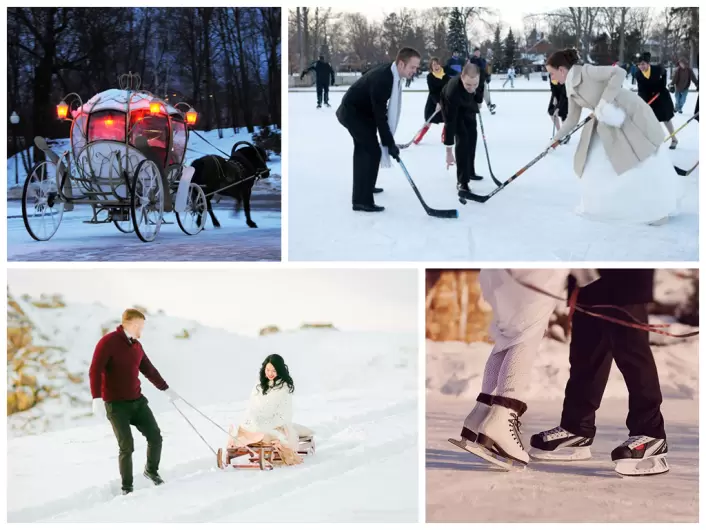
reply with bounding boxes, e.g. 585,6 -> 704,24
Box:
149,101 -> 162,115
186,108 -> 198,126
105,117 -> 114,126
57,101 -> 69,119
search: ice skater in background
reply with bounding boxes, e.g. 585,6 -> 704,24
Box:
548,75 -> 569,144
441,62 -> 485,194
670,57 -> 699,114
530,270 -> 670,477
416,57 -> 449,144
449,269 -> 598,470
470,48 -> 496,114
546,48 -> 681,225
301,55 -> 335,109
502,65 -> 515,88
336,47 -> 421,213
445,50 -> 464,77
635,52 -> 678,149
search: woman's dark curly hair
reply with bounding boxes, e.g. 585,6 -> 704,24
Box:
259,354 -> 295,395
546,48 -> 581,69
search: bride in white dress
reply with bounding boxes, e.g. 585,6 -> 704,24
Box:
227,354 -> 304,465
546,49 -> 682,225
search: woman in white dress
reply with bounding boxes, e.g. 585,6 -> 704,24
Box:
226,354 -> 303,465
546,48 -> 681,225
457,269 -> 599,466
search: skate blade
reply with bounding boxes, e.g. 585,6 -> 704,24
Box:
448,438 -> 523,471
529,446 -> 592,462
615,456 -> 669,477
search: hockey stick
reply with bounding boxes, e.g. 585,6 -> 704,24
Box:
459,93 -> 659,204
459,114 -> 594,204
477,111 -> 502,186
398,109 -> 441,149
397,158 -> 458,218
664,112 -> 699,143
674,160 -> 699,176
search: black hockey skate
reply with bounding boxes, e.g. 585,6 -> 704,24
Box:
488,103 -> 497,115
316,103 -> 322,109
611,436 -> 669,476
529,426 -> 593,461
325,102 -> 331,107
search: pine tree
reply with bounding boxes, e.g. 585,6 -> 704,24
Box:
492,25 -> 503,71
504,28 -> 517,70
447,8 -> 467,59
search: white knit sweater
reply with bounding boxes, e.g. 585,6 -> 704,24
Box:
240,382 -> 298,449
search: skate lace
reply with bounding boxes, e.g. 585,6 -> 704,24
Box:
623,435 -> 651,448
544,426 -> 567,441
509,413 -> 525,449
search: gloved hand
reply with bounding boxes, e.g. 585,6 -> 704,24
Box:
595,99 -> 626,127
165,388 -> 180,403
388,143 -> 400,162
92,398 -> 105,417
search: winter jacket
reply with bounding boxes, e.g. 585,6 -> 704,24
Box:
302,60 -> 335,87
89,326 -> 168,402
445,56 -> 465,77
569,269 -> 654,306
440,75 -> 484,146
469,56 -> 489,83
554,64 -> 665,177
424,70 -> 450,122
671,66 -> 699,92
548,79 -> 568,119
635,64 -> 675,122
337,63 -> 395,148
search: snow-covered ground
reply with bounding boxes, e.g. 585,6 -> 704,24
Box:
426,326 -> 699,522
288,89 -> 698,261
7,297 -> 418,522
7,129 -> 281,261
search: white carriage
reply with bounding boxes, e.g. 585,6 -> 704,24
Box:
22,73 -> 207,242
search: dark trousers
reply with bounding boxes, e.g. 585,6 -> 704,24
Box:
454,115 -> 478,184
106,396 -> 163,489
337,109 -> 381,205
560,305 -> 666,439
316,84 -> 330,105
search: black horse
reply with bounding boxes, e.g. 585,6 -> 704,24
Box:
190,142 -> 269,228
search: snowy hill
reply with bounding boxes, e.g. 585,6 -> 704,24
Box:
7,296 -> 418,522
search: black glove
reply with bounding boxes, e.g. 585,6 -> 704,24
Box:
388,143 -> 400,162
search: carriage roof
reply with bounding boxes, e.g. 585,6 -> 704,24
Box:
76,89 -> 181,117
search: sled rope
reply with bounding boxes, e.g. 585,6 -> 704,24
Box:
172,401 -> 218,456
510,274 -> 699,338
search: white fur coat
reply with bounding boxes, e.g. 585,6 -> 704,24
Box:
239,382 -> 299,450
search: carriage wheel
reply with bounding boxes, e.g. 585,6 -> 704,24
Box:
22,161 -> 64,241
130,159 -> 164,242
113,208 -> 134,233
176,183 -> 207,236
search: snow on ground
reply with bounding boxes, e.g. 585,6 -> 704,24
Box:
288,89 -> 698,261
7,300 -> 418,522
7,129 -> 281,261
426,336 -> 698,523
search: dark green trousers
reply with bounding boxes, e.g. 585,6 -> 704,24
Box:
105,396 -> 162,490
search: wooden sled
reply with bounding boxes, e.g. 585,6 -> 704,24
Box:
217,434 -> 315,471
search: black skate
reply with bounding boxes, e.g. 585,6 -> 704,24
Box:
612,436 -> 669,476
325,102 -> 331,107
316,103 -> 322,109
143,469 -> 165,486
529,426 -> 593,461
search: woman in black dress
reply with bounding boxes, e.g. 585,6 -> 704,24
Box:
548,76 -> 569,144
635,52 -> 677,149
418,57 -> 450,143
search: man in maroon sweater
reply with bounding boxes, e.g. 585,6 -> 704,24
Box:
90,309 -> 179,495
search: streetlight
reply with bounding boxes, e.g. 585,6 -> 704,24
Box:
9,111 -> 20,185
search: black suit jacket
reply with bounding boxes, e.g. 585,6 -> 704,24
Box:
440,75 -> 484,146
338,63 -> 396,148
569,269 -> 654,306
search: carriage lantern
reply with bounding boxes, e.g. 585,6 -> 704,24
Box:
186,107 -> 198,126
149,98 -> 162,115
57,100 -> 69,119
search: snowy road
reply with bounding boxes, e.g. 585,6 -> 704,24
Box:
7,198 -> 281,261
426,397 -> 698,523
289,89 -> 698,261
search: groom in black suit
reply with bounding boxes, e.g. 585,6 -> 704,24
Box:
559,269 -> 666,440
336,47 -> 421,213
